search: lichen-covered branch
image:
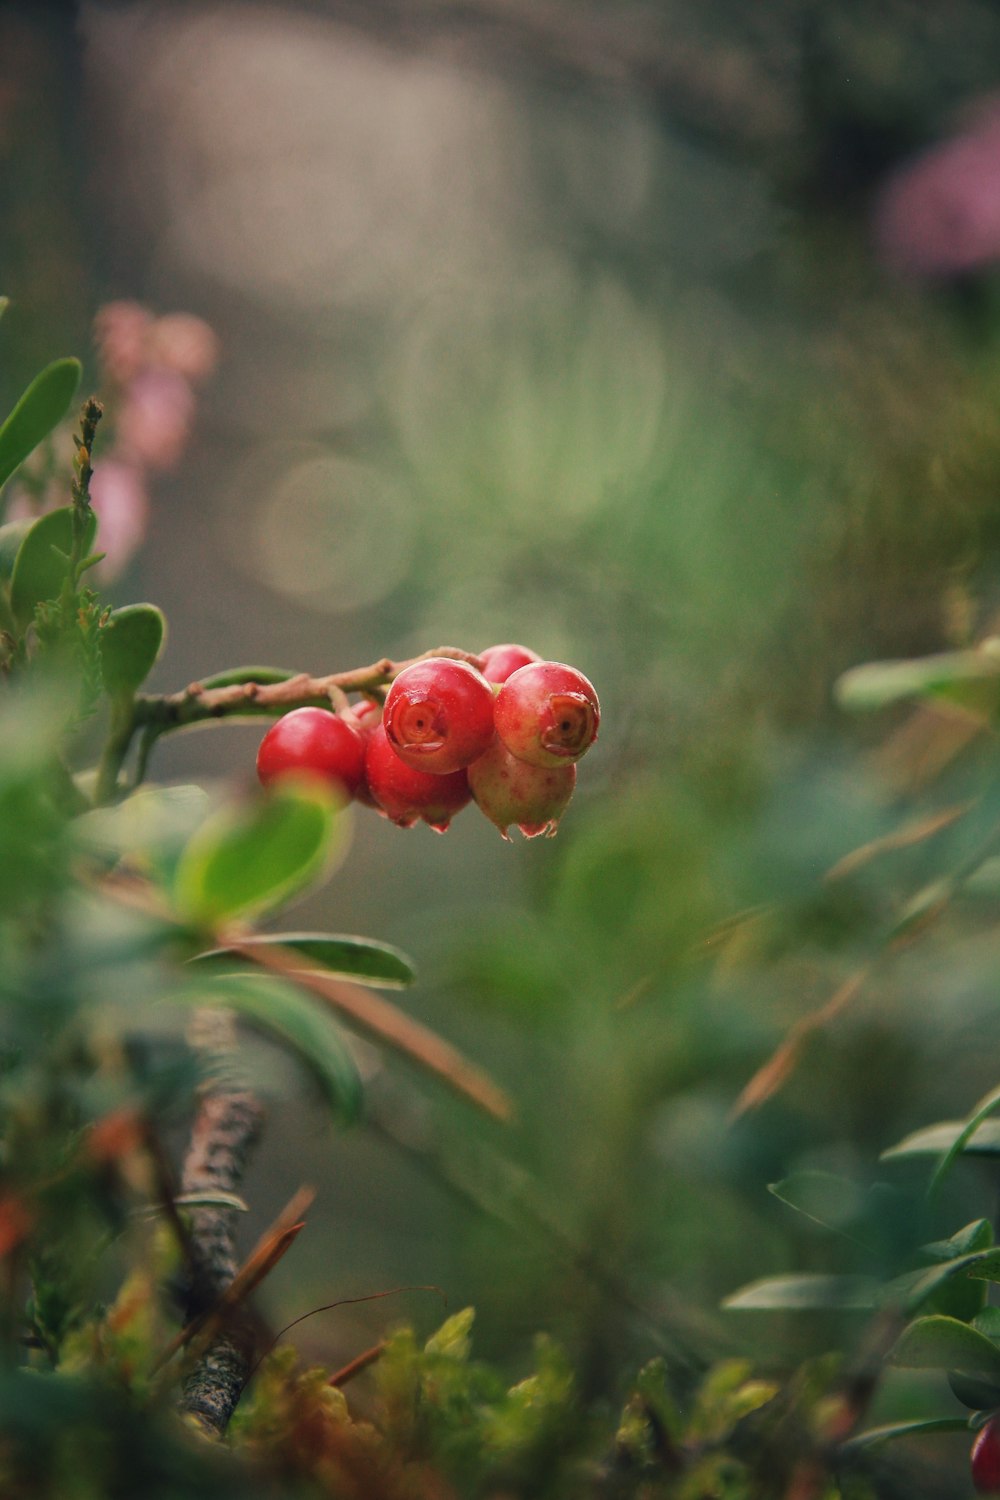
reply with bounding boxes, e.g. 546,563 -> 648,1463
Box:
177,1008 -> 265,1437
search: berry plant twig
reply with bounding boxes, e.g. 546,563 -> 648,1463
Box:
174,1008 -> 266,1436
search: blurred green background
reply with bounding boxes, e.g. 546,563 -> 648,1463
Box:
7,0 -> 1000,1440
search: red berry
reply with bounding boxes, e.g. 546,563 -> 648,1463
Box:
478,642 -> 541,685
493,661 -> 599,769
468,737 -> 575,840
364,723 -> 471,831
256,707 -> 365,798
383,658 -> 495,774
346,698 -> 382,740
973,1418 -> 1000,1493
343,700 -> 382,807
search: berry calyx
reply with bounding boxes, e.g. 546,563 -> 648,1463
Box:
256,707 -> 365,799
365,723 -> 471,831
383,658 -> 495,774
493,661 -> 600,769
468,737 -> 576,840
478,642 -> 541,685
973,1417 -> 1000,1494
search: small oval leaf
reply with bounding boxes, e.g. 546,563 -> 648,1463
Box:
722,1274 -> 878,1312
198,665 -> 297,690
836,644 -> 1000,712
885,1248 -> 1000,1316
10,505 -> 97,627
193,932 -> 415,988
0,358 -> 81,492
767,1171 -> 867,1233
845,1417 -> 971,1451
101,604 -> 166,697
177,972 -> 363,1122
881,1121 -> 1000,1161
172,783 -> 340,927
949,1371 -> 1000,1411
889,1315 -> 1000,1379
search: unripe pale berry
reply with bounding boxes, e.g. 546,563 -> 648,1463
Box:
973,1417 -> 1000,1494
493,661 -> 599,769
468,737 -> 576,840
256,707 -> 365,799
365,723 -> 471,831
478,642 -> 541,685
383,657 -> 495,774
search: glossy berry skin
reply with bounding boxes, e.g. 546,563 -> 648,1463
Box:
256,707 -> 365,798
383,658 -> 496,774
468,737 -> 575,840
493,660 -> 599,769
365,723 -> 471,831
973,1417 -> 1000,1493
478,642 -> 541,685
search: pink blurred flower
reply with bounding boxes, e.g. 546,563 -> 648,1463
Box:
93,300 -> 154,386
115,368 -> 196,472
147,313 -> 219,384
874,104 -> 1000,277
89,459 -> 149,579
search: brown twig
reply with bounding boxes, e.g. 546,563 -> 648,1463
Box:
173,1009 -> 267,1434
329,1340 -> 386,1388
132,647 -> 483,735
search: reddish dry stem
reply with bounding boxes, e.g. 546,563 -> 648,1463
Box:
137,648 -> 484,734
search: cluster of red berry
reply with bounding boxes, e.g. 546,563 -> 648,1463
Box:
256,645 -> 600,839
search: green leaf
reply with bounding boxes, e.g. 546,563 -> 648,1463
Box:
172,783 -> 340,927
100,604 -> 166,697
0,296 -> 9,324
929,1086 -> 1000,1198
880,1121 -> 1000,1162
923,1221 -> 994,1261
767,1171 -> 867,1234
844,1417 -> 970,1451
0,358 -> 81,492
193,932 -> 416,988
974,1308 -> 1000,1339
721,1275 -> 878,1312
10,506 -> 97,628
0,519 -> 31,580
74,784 -> 211,882
889,1316 -> 1000,1379
885,1248 -> 1000,1316
425,1307 -> 475,1360
176,972 -> 362,1122
835,643 -> 1000,712
948,1370 -> 1000,1411
198,665 -> 296,690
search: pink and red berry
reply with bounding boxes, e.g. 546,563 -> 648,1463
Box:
467,737 -> 576,840
256,706 -> 365,799
383,658 -> 496,775
973,1417 -> 1000,1494
478,642 -> 541,684
255,648 -> 599,838
493,661 -> 600,769
364,722 -> 471,832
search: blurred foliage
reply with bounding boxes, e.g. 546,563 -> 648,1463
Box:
9,1 -> 1000,1496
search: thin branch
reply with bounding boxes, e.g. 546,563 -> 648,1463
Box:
174,1009 -> 267,1435
132,647 -> 484,736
